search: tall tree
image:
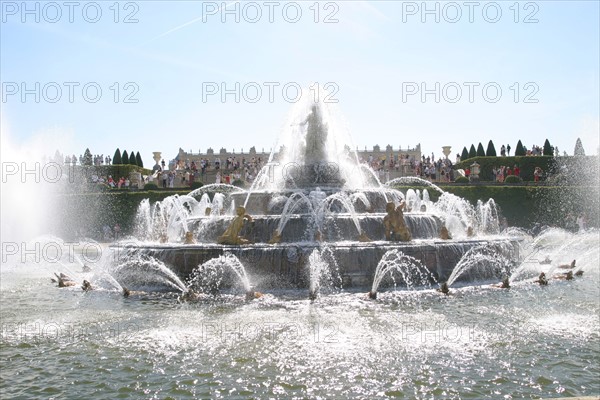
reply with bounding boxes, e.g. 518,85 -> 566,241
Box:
122,150 -> 129,165
486,140 -> 497,156
129,151 -> 137,165
135,152 -> 143,168
476,142 -> 486,157
461,147 -> 469,161
574,138 -> 585,156
468,144 -> 477,159
543,139 -> 553,156
515,140 -> 526,156
113,148 -> 122,165
83,148 -> 93,166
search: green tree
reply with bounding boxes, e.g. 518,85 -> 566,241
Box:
122,150 -> 129,165
135,152 -> 143,168
574,138 -> 585,156
113,148 -> 122,165
129,151 -> 137,165
476,142 -> 486,157
515,140 -> 526,156
468,144 -> 477,159
486,140 -> 497,157
543,139 -> 553,156
83,148 -> 93,166
461,147 -> 469,161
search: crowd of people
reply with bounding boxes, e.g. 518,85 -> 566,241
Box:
491,165 -> 520,182
90,174 -> 138,188
172,156 -> 265,186
75,139 -> 566,190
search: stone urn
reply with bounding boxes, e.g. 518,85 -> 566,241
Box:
442,146 -> 452,159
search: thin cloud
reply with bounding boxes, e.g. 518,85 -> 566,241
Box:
142,1 -> 240,45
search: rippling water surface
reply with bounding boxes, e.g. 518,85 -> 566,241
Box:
2,243 -> 599,399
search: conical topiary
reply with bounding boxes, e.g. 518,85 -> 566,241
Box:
486,140 -> 497,157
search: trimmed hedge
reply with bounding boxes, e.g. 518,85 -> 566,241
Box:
73,164 -> 152,180
504,175 -> 522,183
55,190 -> 191,240
454,156 -> 556,181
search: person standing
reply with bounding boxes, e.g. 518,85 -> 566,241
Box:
507,144 -> 511,156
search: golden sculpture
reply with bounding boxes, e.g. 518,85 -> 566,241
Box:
466,226 -> 474,237
358,231 -> 372,242
383,201 -> 412,242
217,206 -> 253,245
314,230 -> 323,242
440,224 -> 452,240
269,229 -> 282,244
184,231 -> 196,244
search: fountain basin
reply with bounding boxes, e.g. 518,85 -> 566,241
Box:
118,237 -> 521,289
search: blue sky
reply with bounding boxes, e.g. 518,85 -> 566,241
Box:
1,1 -> 599,168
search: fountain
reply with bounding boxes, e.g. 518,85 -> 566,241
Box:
124,90 -> 521,296
2,86 -> 599,400
369,249 -> 437,299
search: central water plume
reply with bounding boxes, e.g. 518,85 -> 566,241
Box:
244,87 -> 374,192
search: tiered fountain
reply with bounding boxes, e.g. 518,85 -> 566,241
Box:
128,93 -> 520,295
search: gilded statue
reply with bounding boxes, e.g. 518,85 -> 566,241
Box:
184,231 -> 196,244
383,201 -> 412,242
218,206 -> 253,245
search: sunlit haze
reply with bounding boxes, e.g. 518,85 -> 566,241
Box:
1,1 -> 599,166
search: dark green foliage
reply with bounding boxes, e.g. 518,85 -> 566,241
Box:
232,179 -> 245,188
135,152 -> 143,168
83,148 -> 93,166
543,139 -> 553,156
129,152 -> 137,165
486,140 -> 497,157
144,183 -> 159,190
69,165 -> 152,184
476,143 -> 486,157
438,186 -> 538,229
574,138 -> 585,156
461,147 -> 469,161
468,144 -> 477,159
190,181 -> 204,190
504,175 -> 523,183
515,140 -> 526,156
455,176 -> 469,183
122,150 -> 129,164
454,156 -> 556,181
113,148 -> 122,165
